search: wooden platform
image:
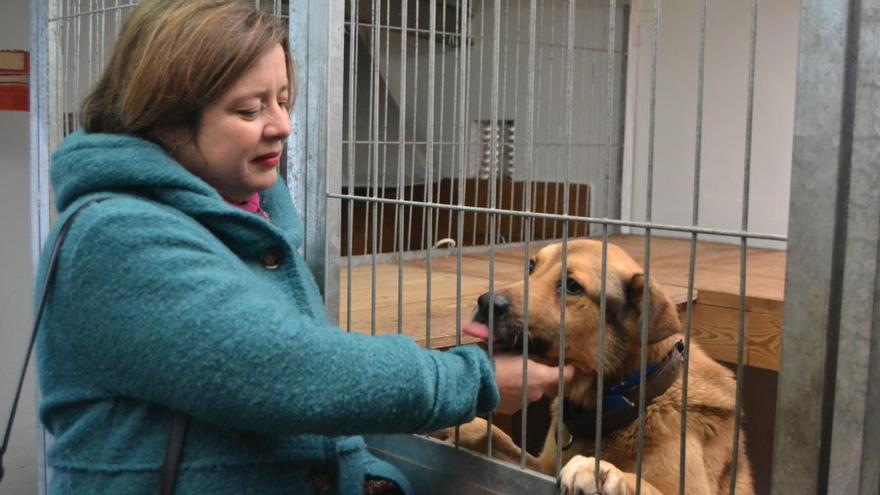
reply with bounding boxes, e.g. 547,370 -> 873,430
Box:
339,234 -> 786,370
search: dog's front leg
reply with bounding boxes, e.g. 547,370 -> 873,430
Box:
431,417 -> 542,470
558,455 -> 664,495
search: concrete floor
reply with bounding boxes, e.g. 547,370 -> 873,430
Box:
0,371 -> 38,495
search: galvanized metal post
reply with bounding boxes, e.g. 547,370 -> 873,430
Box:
29,1 -> 51,493
826,0 -> 880,493
773,0 -> 880,493
289,0 -> 343,322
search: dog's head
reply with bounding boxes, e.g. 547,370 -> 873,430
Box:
464,239 -> 681,397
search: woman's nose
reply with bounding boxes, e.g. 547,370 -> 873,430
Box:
265,105 -> 291,140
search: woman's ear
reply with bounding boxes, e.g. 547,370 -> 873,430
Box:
154,126 -> 193,156
626,273 -> 681,344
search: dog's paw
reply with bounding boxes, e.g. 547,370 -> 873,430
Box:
429,418 -> 489,446
559,456 -> 631,495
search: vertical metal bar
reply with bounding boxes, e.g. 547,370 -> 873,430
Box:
349,0 -> 362,259
519,0 -> 537,469
571,26 -> 583,239
506,0 -> 523,244
594,0 -> 618,478
405,0 -> 420,253
114,0 -> 121,41
555,233 -> 569,477
549,0 -> 563,241
57,0 -> 67,144
369,0 -> 380,335
572,2 -> 589,238
288,0 -> 343,320
345,0 -> 358,331
73,0 -> 80,137
361,7 -> 374,257
377,0 -> 391,255
486,0 -> 501,458
425,0 -> 437,348
434,0 -> 449,245
680,0 -> 707,492
636,0 -> 661,492
728,1 -> 758,493
772,0 -> 859,493
494,0 -> 510,244
533,6 -> 548,243
86,1 -> 93,101
30,1 -> 51,493
453,0 -> 470,450
472,0 -> 487,249
555,0 -> 575,478
416,0 -> 430,254
827,1 -> 880,493
396,0 -> 408,336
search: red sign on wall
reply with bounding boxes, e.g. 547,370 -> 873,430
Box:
0,50 -> 29,112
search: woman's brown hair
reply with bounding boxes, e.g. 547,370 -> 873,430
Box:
80,0 -> 295,140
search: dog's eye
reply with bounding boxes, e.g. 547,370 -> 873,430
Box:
565,277 -> 584,295
528,259 -> 535,274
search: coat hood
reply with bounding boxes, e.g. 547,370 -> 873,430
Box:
52,131 -> 222,213
51,131 -> 304,248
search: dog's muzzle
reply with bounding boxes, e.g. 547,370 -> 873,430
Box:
472,291 -> 551,355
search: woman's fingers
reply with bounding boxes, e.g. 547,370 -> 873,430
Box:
493,354 -> 575,414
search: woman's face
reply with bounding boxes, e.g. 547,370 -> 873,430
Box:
174,44 -> 291,202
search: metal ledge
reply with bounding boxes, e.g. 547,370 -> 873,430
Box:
365,434 -> 557,494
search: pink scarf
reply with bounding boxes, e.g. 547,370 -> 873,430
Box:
225,193 -> 269,220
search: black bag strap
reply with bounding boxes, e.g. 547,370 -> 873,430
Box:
0,198 -> 189,495
159,412 -> 188,495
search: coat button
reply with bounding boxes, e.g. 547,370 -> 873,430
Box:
308,468 -> 334,493
260,247 -> 283,270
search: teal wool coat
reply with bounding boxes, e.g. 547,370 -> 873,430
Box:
35,132 -> 499,494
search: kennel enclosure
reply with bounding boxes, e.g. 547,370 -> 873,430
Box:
26,0 -> 880,494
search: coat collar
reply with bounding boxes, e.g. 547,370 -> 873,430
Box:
51,131 -> 305,257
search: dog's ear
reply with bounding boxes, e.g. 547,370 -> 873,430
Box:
626,273 -> 681,344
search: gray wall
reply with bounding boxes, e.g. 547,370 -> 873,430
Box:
343,0 -> 627,221
0,1 -> 37,493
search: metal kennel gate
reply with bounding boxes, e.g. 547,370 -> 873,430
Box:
27,1 -> 880,495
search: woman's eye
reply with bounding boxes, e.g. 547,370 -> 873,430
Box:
565,277 -> 583,295
528,259 -> 535,274
237,108 -> 260,118
278,100 -> 290,111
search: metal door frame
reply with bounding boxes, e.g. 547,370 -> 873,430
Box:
772,0 -> 880,494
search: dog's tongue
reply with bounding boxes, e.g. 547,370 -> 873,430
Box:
462,322 -> 489,340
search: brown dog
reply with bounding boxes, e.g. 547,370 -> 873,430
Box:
453,239 -> 754,494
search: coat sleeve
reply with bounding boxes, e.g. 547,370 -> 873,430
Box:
44,200 -> 498,435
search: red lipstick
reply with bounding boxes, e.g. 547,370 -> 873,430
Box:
254,151 -> 280,168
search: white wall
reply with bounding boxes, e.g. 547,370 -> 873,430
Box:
0,2 -> 37,494
622,0 -> 798,248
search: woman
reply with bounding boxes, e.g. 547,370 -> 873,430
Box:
35,0 -> 571,493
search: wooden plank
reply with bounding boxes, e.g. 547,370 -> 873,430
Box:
690,301 -> 782,371
748,310 -> 783,371
607,235 -> 786,312
691,303 -> 744,365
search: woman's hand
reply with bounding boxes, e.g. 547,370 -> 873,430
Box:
493,354 -> 575,415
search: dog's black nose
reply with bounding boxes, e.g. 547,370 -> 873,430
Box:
477,292 -> 509,320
